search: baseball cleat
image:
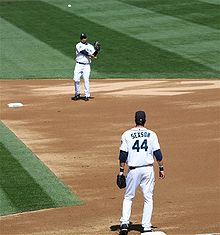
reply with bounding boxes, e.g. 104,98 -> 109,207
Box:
84,97 -> 89,101
141,227 -> 153,233
119,224 -> 128,235
71,94 -> 80,101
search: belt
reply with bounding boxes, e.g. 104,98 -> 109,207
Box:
76,61 -> 90,65
129,164 -> 153,170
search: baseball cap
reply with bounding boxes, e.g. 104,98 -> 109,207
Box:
135,111 -> 146,124
80,33 -> 87,39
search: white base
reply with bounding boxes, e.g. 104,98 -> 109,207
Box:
8,103 -> 23,108
141,232 -> 167,235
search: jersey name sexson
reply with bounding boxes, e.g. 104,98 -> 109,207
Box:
131,131 -> 150,139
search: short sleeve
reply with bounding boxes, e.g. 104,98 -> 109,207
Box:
76,43 -> 84,54
120,132 -> 128,152
152,132 -> 160,152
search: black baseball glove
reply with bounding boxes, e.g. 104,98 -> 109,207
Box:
116,174 -> 126,189
94,41 -> 101,52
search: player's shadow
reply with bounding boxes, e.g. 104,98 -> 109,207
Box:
79,96 -> 95,100
110,224 -> 158,233
110,223 -> 142,233
71,96 -> 95,101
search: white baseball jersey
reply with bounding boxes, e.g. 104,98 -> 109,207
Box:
75,42 -> 95,64
120,127 -> 160,167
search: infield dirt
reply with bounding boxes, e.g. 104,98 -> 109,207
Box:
0,79 -> 219,235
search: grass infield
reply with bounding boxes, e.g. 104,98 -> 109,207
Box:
0,121 -> 82,216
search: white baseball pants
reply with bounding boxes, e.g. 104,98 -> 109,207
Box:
120,166 -> 155,230
74,63 -> 91,98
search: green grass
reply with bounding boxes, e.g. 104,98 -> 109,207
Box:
0,121 -> 82,216
0,143 -> 56,213
120,0 -> 220,29
1,17 -> 73,78
0,0 -> 219,78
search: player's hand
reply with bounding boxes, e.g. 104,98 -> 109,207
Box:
90,54 -> 97,59
159,170 -> 165,179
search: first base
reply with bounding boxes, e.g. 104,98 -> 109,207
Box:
141,232 -> 167,235
7,102 -> 23,108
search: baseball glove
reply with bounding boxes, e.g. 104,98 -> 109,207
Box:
116,174 -> 126,189
94,41 -> 101,52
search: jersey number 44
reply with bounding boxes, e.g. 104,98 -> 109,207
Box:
132,139 -> 148,152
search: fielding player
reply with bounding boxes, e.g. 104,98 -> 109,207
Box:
118,111 -> 165,234
72,33 -> 100,101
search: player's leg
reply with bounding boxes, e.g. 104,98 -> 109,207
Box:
73,64 -> 82,99
82,65 -> 91,100
120,169 -> 141,226
140,167 -> 155,231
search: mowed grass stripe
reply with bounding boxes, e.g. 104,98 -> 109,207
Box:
0,0 -> 217,79
0,18 -> 74,79
119,0 -> 220,30
0,142 -> 56,215
0,121 -> 82,215
57,0 -> 219,74
0,187 -> 17,215
117,0 -> 220,72
200,0 -> 220,5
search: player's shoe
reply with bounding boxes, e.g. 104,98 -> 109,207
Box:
71,94 -> 80,101
141,227 -> 153,233
84,97 -> 89,101
119,224 -> 129,235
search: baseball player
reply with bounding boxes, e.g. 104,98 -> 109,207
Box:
72,33 -> 99,101
118,111 -> 165,235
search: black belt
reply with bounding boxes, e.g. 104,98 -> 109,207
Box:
129,164 -> 153,170
76,61 -> 90,65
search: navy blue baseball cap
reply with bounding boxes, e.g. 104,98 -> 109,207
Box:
80,33 -> 87,39
135,111 -> 146,124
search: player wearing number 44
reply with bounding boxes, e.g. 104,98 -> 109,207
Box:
118,111 -> 165,235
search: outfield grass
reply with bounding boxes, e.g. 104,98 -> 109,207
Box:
1,18 -> 73,78
0,0 -> 219,78
0,121 -> 82,216
120,0 -> 220,29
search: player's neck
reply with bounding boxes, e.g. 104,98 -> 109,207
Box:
135,125 -> 145,128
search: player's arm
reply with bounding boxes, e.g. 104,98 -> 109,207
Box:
91,49 -> 97,59
90,54 -> 97,59
93,41 -> 101,57
154,149 -> 165,179
93,50 -> 99,57
80,49 -> 89,56
119,150 -> 128,175
118,132 -> 128,175
81,49 -> 97,59
90,44 -> 98,59
79,49 -> 97,59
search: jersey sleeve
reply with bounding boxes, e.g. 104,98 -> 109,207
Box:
75,43 -> 81,53
76,43 -> 86,54
120,132 -> 128,152
152,132 -> 160,151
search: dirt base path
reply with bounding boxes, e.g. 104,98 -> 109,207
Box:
0,79 -> 219,235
